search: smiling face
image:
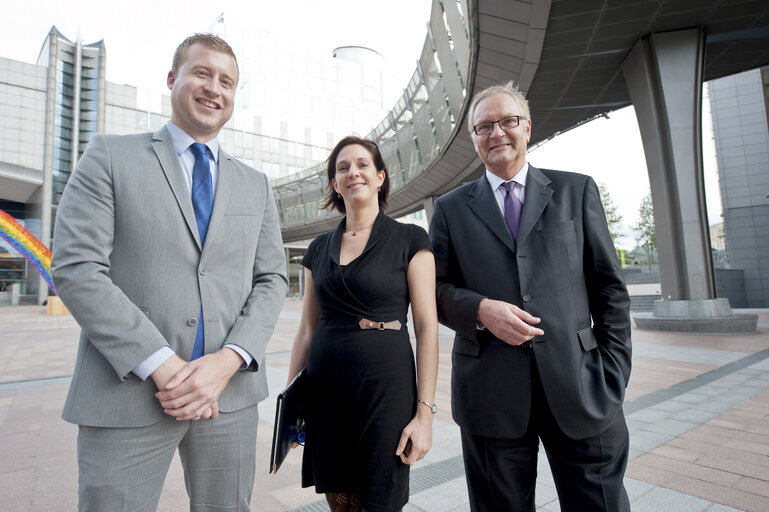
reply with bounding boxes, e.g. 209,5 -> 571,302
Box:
331,144 -> 385,209
471,93 -> 531,180
167,43 -> 238,142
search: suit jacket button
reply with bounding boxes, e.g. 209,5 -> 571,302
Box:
187,318 -> 198,326
199,267 -> 208,275
522,294 -> 531,302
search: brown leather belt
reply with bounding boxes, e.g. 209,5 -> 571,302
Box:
358,318 -> 402,331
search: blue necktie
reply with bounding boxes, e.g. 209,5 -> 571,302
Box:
189,142 -> 213,360
503,181 -> 522,242
190,143 -> 214,245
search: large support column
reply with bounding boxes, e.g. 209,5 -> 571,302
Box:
622,28 -> 714,301
422,197 -> 435,223
623,28 -> 757,333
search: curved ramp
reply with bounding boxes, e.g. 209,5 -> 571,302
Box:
276,0 -> 769,242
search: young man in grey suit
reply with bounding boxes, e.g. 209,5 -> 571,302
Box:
51,34 -> 288,511
429,82 -> 632,511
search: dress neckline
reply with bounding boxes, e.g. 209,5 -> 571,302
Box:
332,209 -> 386,267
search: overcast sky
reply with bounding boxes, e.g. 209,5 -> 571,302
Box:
3,0 -> 723,247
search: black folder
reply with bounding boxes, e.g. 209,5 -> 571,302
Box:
269,369 -> 307,474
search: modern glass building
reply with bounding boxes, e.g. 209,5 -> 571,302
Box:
709,66 -> 769,307
0,24 -> 392,303
0,27 -> 105,303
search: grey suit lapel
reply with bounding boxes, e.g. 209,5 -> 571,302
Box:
151,127 -> 202,249
518,166 -> 553,246
204,149 -> 234,252
467,177 -> 516,254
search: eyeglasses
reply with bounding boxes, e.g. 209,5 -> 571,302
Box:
472,116 -> 524,136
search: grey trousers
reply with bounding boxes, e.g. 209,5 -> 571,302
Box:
77,404 -> 258,512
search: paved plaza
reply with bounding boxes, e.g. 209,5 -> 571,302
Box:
1,299 -> 768,511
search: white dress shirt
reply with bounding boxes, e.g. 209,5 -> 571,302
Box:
485,162 -> 529,215
132,123 -> 252,380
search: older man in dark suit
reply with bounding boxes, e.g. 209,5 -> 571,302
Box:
429,81 -> 632,511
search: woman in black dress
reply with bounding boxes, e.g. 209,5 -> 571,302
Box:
287,136 -> 439,512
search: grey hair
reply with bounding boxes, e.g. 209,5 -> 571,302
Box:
466,81 -> 530,134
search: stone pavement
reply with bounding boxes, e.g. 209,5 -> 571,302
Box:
1,301 -> 768,511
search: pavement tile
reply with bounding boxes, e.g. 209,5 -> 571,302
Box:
691,425 -> 769,445
674,408 -> 720,424
723,439 -> 769,456
2,429 -> 41,451
0,445 -> 37,473
731,403 -> 769,418
667,437 -> 768,466
697,455 -> 769,481
1,304 -> 768,512
666,475 -> 769,512
0,467 -> 34,512
642,417 -> 698,437
624,477 -> 655,500
629,485 -> 711,512
625,461 -> 676,486
270,483 -> 320,510
650,444 -> 703,463
407,477 -> 469,512
631,453 -> 743,486
629,407 -> 673,423
534,481 -> 559,507
734,476 -> 769,496
628,429 -> 674,453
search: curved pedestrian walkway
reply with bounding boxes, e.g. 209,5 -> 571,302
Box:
1,303 -> 768,511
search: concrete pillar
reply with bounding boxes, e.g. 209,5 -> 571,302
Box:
422,197 -> 435,223
622,28 -> 715,301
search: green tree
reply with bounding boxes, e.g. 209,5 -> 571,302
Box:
634,193 -> 656,269
597,182 -> 623,246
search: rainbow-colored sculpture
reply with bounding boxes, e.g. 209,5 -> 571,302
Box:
0,208 -> 56,294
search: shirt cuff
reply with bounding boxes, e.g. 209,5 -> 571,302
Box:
224,344 -> 254,370
132,346 -> 175,381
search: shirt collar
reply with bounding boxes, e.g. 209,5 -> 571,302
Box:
166,122 -> 220,163
485,161 -> 529,190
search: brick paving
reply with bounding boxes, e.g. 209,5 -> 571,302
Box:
0,303 -> 768,511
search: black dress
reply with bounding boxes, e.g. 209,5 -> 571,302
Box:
300,210 -> 431,512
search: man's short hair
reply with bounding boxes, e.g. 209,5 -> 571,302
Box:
466,81 -> 530,133
172,33 -> 239,78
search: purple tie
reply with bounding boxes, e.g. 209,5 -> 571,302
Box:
503,181 -> 522,242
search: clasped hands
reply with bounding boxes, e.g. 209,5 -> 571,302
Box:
151,348 -> 243,421
478,298 -> 544,346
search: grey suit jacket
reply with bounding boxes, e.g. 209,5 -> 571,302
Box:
429,166 -> 631,440
52,126 -> 288,427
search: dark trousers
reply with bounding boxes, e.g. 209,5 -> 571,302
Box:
460,356 -> 630,512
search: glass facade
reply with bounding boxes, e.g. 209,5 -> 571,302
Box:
273,0 -> 470,231
52,53 -> 74,206
0,200 -> 31,303
0,1 -> 468,300
0,28 -> 106,302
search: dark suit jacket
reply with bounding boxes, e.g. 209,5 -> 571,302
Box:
429,166 -> 631,440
